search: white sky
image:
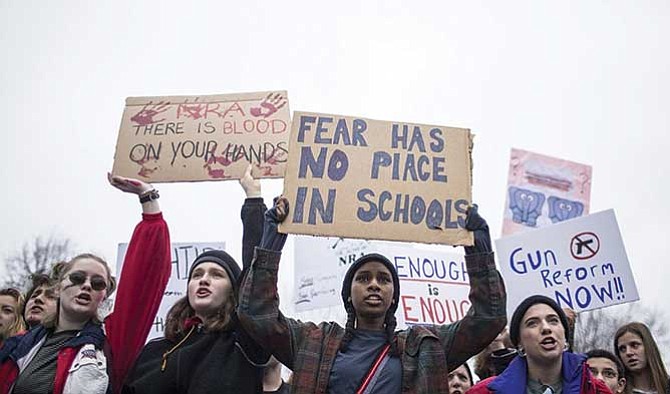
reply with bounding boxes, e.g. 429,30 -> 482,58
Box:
2,0 -> 669,339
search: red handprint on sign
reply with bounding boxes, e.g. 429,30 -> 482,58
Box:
131,101 -> 171,125
177,98 -> 206,120
250,93 -> 286,118
135,158 -> 159,178
204,153 -> 233,179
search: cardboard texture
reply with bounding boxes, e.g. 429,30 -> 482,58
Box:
495,210 -> 638,315
502,148 -> 592,236
293,236 -> 471,328
115,242 -> 225,342
280,111 -> 474,245
112,91 -> 290,182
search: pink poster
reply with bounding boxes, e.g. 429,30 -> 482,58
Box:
502,148 -> 592,236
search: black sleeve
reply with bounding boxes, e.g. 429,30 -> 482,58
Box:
241,197 -> 267,270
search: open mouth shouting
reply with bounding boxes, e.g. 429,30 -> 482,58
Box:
540,337 -> 559,351
196,287 -> 212,298
364,294 -> 384,306
74,292 -> 92,305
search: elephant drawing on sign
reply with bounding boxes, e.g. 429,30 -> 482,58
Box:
508,187 -> 545,227
547,196 -> 584,223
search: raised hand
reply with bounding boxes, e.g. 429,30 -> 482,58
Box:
107,172 -> 153,195
239,164 -> 261,198
464,204 -> 492,255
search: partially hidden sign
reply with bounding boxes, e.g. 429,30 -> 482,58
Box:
293,236 -> 472,328
280,111 -> 474,246
115,242 -> 225,341
112,91 -> 290,182
495,210 -> 638,314
502,148 -> 592,236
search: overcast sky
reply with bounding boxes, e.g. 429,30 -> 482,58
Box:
2,0 -> 669,344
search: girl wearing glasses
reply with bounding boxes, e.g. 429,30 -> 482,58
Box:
468,295 -> 610,394
0,174 -> 171,394
614,322 -> 669,394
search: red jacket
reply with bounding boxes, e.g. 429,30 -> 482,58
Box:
0,213 -> 171,394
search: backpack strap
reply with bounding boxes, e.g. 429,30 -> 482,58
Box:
356,343 -> 391,394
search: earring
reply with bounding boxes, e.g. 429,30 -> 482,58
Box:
347,297 -> 352,303
518,347 -> 526,357
563,342 -> 570,352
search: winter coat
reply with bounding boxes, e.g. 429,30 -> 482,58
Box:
467,352 -> 612,394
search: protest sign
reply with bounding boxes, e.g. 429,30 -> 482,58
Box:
280,111 -> 474,246
502,148 -> 592,236
112,91 -> 290,182
293,236 -> 471,328
495,210 -> 638,314
115,242 -> 225,341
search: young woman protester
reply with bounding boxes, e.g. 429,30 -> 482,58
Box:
468,295 -> 611,394
448,363 -> 474,394
238,199 -> 507,394
122,166 -> 270,394
0,174 -> 171,394
614,322 -> 669,394
0,288 -> 26,348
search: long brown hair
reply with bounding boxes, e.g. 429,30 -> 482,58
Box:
164,291 -> 236,342
42,253 -> 116,329
0,288 -> 26,340
614,322 -> 669,394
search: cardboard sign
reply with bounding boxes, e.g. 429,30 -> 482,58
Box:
293,236 -> 472,328
502,148 -> 592,236
115,242 -> 225,341
495,210 -> 638,314
112,91 -> 290,182
280,111 -> 474,246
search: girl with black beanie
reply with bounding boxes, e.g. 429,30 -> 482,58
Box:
123,166 -> 270,394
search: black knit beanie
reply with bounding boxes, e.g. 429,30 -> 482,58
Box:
509,295 -> 570,347
188,250 -> 242,294
341,253 -> 400,314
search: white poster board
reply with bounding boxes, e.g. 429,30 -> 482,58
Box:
495,210 -> 638,314
294,236 -> 471,328
116,242 -> 225,341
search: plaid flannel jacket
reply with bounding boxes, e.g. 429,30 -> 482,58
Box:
238,248 -> 507,394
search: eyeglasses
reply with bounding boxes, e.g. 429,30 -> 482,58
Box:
68,271 -> 107,291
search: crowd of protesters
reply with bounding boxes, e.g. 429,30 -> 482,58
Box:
0,170 -> 668,394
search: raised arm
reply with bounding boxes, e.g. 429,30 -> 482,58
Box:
239,165 -> 267,270
104,173 -> 171,393
425,205 -> 507,371
238,198 -> 322,369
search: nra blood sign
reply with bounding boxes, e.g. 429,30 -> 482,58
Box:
570,232 -> 600,260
